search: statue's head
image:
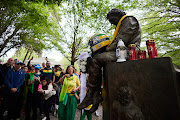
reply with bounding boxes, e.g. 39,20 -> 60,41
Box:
107,8 -> 126,26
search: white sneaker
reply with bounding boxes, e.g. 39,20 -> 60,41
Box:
42,116 -> 47,120
53,110 -> 56,116
55,104 -> 59,110
3,111 -> 8,117
95,111 -> 99,117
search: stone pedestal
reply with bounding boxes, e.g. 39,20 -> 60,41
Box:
103,57 -> 180,120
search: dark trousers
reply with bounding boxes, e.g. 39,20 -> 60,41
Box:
1,91 -> 8,112
44,95 -> 55,120
39,99 -> 44,114
0,97 -> 3,120
25,92 -> 38,120
7,92 -> 19,120
0,88 -> 8,119
16,86 -> 24,118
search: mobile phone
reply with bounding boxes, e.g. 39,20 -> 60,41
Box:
38,84 -> 42,89
35,74 -> 39,77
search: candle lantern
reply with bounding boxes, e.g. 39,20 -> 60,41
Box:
116,39 -> 127,62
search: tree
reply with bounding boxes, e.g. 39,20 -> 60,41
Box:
0,0 -> 61,58
12,47 -> 39,62
140,0 -> 180,65
50,0 -> 138,65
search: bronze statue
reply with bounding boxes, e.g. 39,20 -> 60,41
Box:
77,8 -> 141,113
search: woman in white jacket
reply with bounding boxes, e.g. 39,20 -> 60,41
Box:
38,77 -> 56,120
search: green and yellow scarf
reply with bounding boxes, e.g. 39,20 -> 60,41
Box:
29,72 -> 41,93
59,75 -> 74,105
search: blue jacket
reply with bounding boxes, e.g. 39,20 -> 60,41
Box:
4,68 -> 25,93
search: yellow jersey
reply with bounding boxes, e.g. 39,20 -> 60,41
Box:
66,75 -> 80,93
54,70 -> 61,77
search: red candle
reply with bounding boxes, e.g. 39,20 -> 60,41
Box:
146,40 -> 158,58
128,44 -> 137,60
138,50 -> 147,60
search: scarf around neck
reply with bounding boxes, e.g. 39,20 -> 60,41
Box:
29,72 -> 41,93
59,74 -> 74,104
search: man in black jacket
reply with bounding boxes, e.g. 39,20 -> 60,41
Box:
0,58 -> 14,119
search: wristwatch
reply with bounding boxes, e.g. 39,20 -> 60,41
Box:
16,87 -> 18,90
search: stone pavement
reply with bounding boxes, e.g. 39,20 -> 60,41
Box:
49,105 -> 103,120
2,104 -> 103,120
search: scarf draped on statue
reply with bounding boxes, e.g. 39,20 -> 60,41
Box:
108,15 -> 128,46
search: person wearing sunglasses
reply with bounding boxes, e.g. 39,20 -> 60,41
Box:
58,65 -> 81,120
0,58 -> 14,119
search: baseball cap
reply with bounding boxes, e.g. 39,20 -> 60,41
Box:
15,60 -> 23,64
35,64 -> 41,70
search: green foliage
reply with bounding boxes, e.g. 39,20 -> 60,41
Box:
60,56 -> 80,73
0,0 -> 62,57
50,0 -> 138,65
139,0 -> 180,65
12,48 -> 38,61
2,0 -> 63,5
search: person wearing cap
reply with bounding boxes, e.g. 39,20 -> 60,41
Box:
4,59 -> 25,120
25,64 -> 41,120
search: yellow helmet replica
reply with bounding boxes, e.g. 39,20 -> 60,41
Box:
88,33 -> 111,52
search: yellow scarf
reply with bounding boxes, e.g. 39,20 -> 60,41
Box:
108,15 -> 128,46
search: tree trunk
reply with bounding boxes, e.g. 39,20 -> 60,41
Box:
27,50 -> 33,60
71,41 -> 75,65
23,49 -> 30,63
0,44 -> 20,57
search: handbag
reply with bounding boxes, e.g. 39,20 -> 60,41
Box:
52,82 -> 59,91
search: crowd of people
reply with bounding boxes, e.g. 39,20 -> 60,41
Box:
0,58 -> 100,120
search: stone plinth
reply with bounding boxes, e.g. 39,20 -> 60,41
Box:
103,57 -> 180,120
